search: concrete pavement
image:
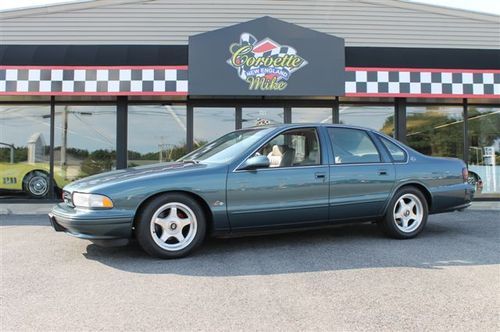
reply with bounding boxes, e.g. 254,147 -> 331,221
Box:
1,209 -> 499,331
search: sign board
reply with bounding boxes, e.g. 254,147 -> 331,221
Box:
189,16 -> 345,96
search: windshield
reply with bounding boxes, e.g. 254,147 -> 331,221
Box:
179,128 -> 272,163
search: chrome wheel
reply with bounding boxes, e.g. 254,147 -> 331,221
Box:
28,173 -> 49,196
150,202 -> 197,251
393,193 -> 423,233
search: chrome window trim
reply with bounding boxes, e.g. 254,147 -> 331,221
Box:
233,164 -> 327,173
329,162 -> 393,167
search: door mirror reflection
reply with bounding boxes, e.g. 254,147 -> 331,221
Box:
241,155 -> 271,170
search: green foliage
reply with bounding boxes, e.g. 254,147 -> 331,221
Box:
467,107 -> 500,165
79,149 -> 116,177
380,107 -> 500,163
0,146 -> 28,163
127,141 -> 206,163
63,147 -> 90,159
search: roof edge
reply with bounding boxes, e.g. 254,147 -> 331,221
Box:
1,0 -> 498,23
0,0 -> 145,19
359,0 -> 500,23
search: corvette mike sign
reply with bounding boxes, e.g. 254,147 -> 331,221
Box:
189,16 -> 345,96
227,33 -> 308,91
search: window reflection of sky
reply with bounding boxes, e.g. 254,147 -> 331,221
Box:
2,105 -> 396,152
128,105 -> 187,154
194,108 -> 235,143
1,106 -> 51,148
340,106 -> 394,133
54,106 -> 116,151
293,108 -> 332,123
242,108 -> 283,128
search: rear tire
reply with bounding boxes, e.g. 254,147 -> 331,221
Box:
379,187 -> 428,239
136,193 -> 206,259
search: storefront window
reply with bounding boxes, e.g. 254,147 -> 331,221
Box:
406,106 -> 463,159
128,105 -> 187,166
0,105 -> 51,198
339,105 -> 394,136
54,105 -> 116,184
292,108 -> 333,123
467,107 -> 500,197
242,108 -> 284,128
194,107 -> 235,145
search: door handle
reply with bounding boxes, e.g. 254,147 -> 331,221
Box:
315,172 -> 326,179
378,169 -> 388,176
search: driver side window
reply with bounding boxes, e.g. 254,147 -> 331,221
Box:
256,128 -> 321,168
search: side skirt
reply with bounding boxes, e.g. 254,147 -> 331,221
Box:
212,216 -> 382,239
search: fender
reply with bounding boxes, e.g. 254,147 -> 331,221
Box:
381,180 -> 434,216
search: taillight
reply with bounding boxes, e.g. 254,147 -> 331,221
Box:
462,167 -> 468,183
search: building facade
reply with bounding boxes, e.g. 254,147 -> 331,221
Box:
0,0 -> 499,200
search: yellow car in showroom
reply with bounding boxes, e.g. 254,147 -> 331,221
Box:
0,162 -> 67,198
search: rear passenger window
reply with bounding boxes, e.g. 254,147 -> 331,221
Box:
327,128 -> 381,164
380,136 -> 406,162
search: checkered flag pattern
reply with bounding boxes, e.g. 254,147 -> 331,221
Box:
262,46 -> 296,58
240,33 -> 257,45
1,66 -> 498,98
345,68 -> 500,97
0,67 -> 188,95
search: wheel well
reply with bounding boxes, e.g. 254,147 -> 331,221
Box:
133,190 -> 214,235
22,169 -> 49,186
468,170 -> 481,180
397,183 -> 432,210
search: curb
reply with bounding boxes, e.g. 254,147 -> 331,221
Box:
467,201 -> 500,210
0,204 -> 55,215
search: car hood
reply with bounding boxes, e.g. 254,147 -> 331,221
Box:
63,162 -> 207,193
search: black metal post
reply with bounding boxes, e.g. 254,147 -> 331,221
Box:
48,96 -> 56,199
116,96 -> 128,169
235,106 -> 242,129
394,97 -> 407,143
284,106 -> 292,123
187,105 -> 194,151
463,98 -> 469,164
333,96 -> 340,124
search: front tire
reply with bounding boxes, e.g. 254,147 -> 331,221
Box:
136,194 -> 206,259
379,187 -> 428,239
23,171 -> 50,198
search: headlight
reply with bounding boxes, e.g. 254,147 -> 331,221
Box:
72,192 -> 114,209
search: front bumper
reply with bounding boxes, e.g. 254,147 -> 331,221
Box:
49,203 -> 134,240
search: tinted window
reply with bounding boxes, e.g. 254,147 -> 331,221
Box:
256,128 -> 321,167
380,136 -> 406,162
327,128 -> 380,164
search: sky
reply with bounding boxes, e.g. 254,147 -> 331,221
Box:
0,0 -> 499,15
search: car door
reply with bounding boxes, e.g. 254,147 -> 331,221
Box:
226,127 -> 330,230
326,127 -> 395,220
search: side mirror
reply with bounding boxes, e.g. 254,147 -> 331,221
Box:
240,155 -> 270,170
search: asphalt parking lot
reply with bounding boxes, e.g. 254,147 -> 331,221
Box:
1,209 -> 499,331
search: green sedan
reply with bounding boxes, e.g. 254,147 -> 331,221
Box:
49,124 -> 474,258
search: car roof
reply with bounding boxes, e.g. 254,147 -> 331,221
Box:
245,123 -> 380,133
